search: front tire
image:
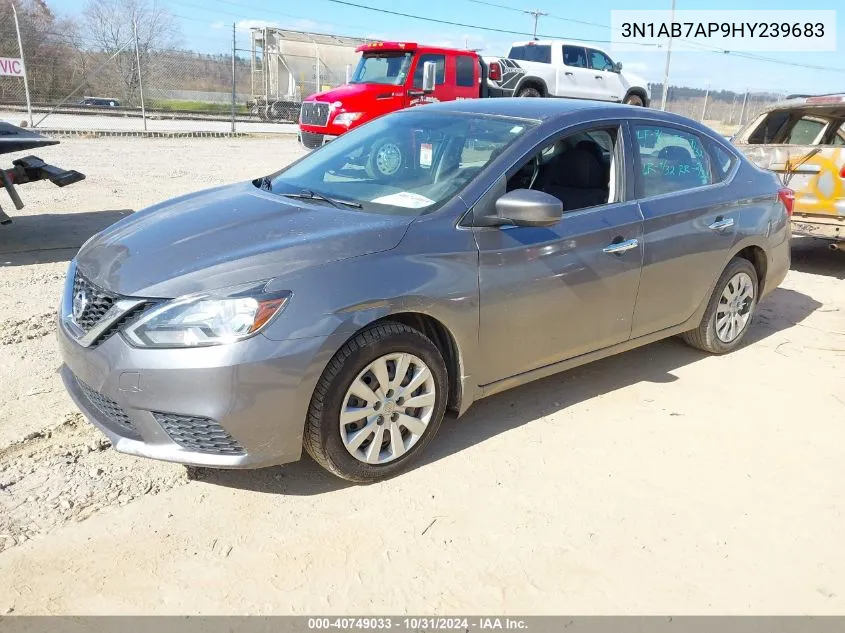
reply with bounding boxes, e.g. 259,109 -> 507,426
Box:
304,322 -> 448,483
682,257 -> 758,354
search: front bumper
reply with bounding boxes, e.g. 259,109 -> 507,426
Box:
57,316 -> 330,469
298,130 -> 338,150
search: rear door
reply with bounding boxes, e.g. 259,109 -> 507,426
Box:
629,122 -> 742,338
586,48 -> 624,102
558,46 -> 595,99
453,54 -> 480,100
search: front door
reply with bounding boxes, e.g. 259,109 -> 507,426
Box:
472,122 -> 644,385
586,48 -> 624,102
405,53 -> 448,107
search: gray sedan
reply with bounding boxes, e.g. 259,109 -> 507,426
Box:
57,99 -> 791,482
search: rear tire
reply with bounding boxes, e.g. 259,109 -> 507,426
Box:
304,322 -> 448,483
624,93 -> 645,106
517,86 -> 542,98
682,257 -> 758,354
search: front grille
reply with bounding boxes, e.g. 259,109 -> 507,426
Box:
91,301 -> 154,347
76,378 -> 140,439
153,412 -> 245,455
299,101 -> 329,126
299,130 -> 325,149
72,270 -> 117,332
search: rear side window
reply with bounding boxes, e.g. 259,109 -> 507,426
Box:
747,111 -> 790,144
709,142 -> 736,182
508,45 -> 551,64
633,125 -> 713,197
831,122 -> 845,146
785,117 -> 825,145
412,54 -> 446,88
455,55 -> 476,87
563,46 -> 587,68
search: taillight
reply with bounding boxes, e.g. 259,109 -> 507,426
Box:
840,165 -> 845,179
778,187 -> 795,216
489,61 -> 502,81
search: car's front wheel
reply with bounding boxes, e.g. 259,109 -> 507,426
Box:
304,322 -> 448,482
682,257 -> 759,354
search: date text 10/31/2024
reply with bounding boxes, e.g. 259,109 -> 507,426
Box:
307,618 -> 529,630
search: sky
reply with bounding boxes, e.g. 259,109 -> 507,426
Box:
49,0 -> 845,94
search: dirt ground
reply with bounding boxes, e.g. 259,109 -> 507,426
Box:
0,137 -> 843,615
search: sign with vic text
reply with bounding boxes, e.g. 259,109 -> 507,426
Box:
0,57 -> 25,77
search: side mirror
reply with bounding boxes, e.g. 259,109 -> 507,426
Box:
422,61 -> 437,93
494,189 -> 562,227
613,61 -> 623,73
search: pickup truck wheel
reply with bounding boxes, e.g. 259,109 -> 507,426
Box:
517,86 -> 542,98
624,93 -> 645,106
682,257 -> 758,354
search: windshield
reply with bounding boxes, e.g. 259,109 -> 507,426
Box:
349,52 -> 413,86
262,110 -> 537,216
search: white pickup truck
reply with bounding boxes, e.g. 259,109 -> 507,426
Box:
484,40 -> 651,106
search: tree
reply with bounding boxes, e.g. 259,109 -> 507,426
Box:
82,0 -> 180,104
0,0 -> 80,104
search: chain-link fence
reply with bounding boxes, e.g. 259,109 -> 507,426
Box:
0,3 -> 799,137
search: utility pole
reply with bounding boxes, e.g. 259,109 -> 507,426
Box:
659,0 -> 676,111
700,83 -> 710,122
133,15 -> 147,131
11,2 -> 33,127
231,23 -> 236,134
524,9 -> 548,40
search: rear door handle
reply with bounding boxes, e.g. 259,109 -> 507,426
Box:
595,75 -> 603,79
708,217 -> 735,232
603,238 -> 639,254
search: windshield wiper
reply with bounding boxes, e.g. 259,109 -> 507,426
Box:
281,189 -> 363,209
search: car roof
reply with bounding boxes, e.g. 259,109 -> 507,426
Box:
413,98 -> 723,137
510,40 -> 610,52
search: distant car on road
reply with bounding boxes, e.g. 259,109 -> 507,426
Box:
78,97 -> 120,107
58,99 -> 790,482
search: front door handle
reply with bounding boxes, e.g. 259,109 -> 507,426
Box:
708,217 -> 735,232
565,71 -> 574,76
602,238 -> 639,254
595,75 -> 604,79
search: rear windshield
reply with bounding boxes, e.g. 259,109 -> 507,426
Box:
746,107 -> 845,146
508,45 -> 551,64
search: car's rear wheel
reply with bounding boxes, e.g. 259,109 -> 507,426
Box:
304,322 -> 448,483
682,257 -> 758,354
517,86 -> 542,98
624,93 -> 645,106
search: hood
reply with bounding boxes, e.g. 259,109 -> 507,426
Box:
307,82 -> 402,106
621,71 -> 650,96
76,182 -> 412,298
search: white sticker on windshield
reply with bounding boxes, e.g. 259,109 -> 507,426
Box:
371,192 -> 435,209
420,143 -> 433,168
510,125 -> 524,134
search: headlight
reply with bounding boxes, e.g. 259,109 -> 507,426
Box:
334,112 -> 362,127
123,284 -> 291,349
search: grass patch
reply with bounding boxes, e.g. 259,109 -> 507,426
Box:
147,99 -> 249,114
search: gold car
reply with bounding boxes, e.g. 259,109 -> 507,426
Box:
732,94 -> 845,247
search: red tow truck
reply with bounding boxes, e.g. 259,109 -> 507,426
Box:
298,41 -> 501,149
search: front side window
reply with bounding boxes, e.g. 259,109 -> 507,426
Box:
587,49 -> 614,71
264,111 -> 536,216
350,52 -> 413,86
506,126 -> 619,212
412,54 -> 446,88
634,125 -> 713,197
562,46 -> 587,68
